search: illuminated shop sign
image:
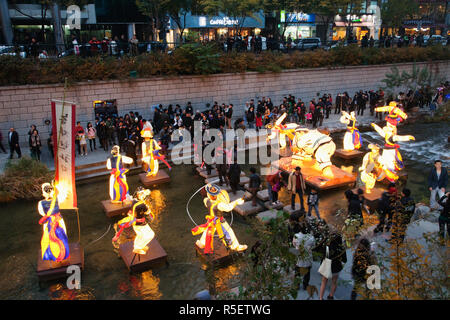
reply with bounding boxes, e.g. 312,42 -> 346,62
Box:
286,12 -> 315,23
209,16 -> 239,26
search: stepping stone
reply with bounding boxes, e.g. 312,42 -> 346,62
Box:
228,190 -> 246,202
198,169 -> 219,179
264,201 -> 284,210
256,210 -> 280,224
283,203 -> 305,215
257,189 -> 270,201
243,191 -> 253,200
233,201 -> 263,217
239,176 -> 250,186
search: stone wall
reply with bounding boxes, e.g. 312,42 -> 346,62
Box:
0,60 -> 448,145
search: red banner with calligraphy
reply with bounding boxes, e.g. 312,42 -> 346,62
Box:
51,100 -> 77,209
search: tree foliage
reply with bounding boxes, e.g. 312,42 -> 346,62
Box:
381,0 -> 419,30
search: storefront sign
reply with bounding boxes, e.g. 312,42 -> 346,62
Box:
209,17 -> 239,26
286,13 -> 315,23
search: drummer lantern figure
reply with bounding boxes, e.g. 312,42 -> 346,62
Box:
192,184 -> 247,255
141,127 -> 171,177
106,145 -> 133,204
113,188 -> 155,255
359,144 -> 384,193
38,182 -> 70,262
371,102 -> 415,182
142,128 -> 160,177
340,111 -> 362,151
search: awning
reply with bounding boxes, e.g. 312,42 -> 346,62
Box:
334,21 -> 372,27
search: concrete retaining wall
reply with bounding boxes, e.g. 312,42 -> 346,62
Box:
0,60 -> 448,144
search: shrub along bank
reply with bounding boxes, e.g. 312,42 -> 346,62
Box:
0,44 -> 449,86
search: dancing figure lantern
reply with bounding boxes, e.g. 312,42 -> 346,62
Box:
371,102 -> 415,182
340,111 -> 362,151
192,184 -> 247,254
266,113 -> 299,149
106,145 -> 133,204
292,129 -> 336,178
141,128 -> 171,177
113,188 -> 155,255
38,182 -> 70,262
359,144 -> 384,193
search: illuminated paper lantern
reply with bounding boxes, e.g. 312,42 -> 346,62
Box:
359,144 -> 384,193
106,145 -> 133,204
340,111 -> 362,151
266,113 -> 299,149
141,128 -> 171,177
113,188 -> 155,255
38,182 -> 70,262
192,184 -> 247,255
291,128 -> 336,178
371,103 -> 415,182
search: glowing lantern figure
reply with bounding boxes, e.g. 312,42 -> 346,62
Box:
106,145 -> 133,204
266,113 -> 299,149
359,144 -> 384,193
38,182 -> 70,262
371,102 -> 415,182
192,184 -> 247,254
291,129 -> 336,179
141,128 -> 171,177
340,111 -> 362,151
113,188 -> 155,255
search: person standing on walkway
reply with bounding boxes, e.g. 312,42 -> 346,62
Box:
437,192 -> 450,240
307,188 -> 321,219
86,122 -> 97,152
248,167 -> 261,207
228,162 -> 241,195
288,166 -> 306,212
267,170 -> 283,205
319,232 -> 347,300
8,128 -> 21,159
293,222 -> 316,291
29,129 -> 42,161
428,160 -> 448,210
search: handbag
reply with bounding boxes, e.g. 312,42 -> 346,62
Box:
272,182 -> 281,192
318,246 -> 332,279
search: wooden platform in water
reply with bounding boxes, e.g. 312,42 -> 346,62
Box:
275,157 -> 356,191
37,243 -> 84,282
195,238 -> 246,268
101,200 -> 133,217
119,239 -> 167,273
139,170 -> 171,187
334,149 -> 364,160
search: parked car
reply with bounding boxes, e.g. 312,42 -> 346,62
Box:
425,35 -> 447,46
0,45 -> 27,58
296,37 -> 322,50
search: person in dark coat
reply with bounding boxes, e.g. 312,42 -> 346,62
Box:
374,183 -> 397,233
428,160 -> 448,210
437,192 -> 450,240
8,128 -> 21,159
345,189 -> 364,223
319,232 -> 347,300
391,188 -> 415,243
227,162 -> 241,195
